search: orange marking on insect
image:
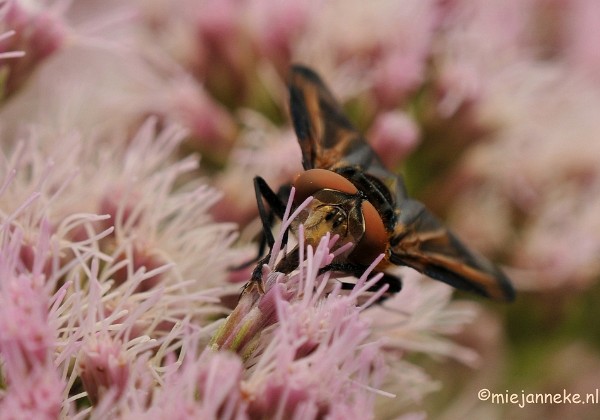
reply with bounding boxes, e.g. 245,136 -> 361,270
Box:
293,169 -> 358,204
349,200 -> 388,266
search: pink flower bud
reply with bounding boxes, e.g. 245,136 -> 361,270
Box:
78,336 -> 130,405
368,111 -> 420,169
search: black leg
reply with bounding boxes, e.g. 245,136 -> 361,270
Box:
319,262 -> 402,295
254,177 -> 293,252
238,178 -> 296,298
254,177 -> 279,249
231,178 -> 291,270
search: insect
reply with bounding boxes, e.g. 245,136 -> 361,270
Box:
247,65 -> 515,301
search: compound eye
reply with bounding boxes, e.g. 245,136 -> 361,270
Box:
349,200 -> 387,265
292,169 -> 358,204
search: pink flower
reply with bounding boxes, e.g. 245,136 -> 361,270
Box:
212,112 -> 302,224
367,111 -> 420,169
212,196 -> 391,417
78,335 -> 131,405
561,0 -> 600,83
0,0 -> 66,96
0,29 -> 25,59
96,335 -> 248,419
0,219 -> 66,417
166,77 -> 238,155
292,0 -> 439,104
0,1 -> 541,417
0,364 -> 64,420
210,192 -> 477,417
0,120 -> 243,415
245,0 -> 312,71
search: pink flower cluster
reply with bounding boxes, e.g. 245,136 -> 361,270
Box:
0,148 -> 472,417
0,222 -> 63,419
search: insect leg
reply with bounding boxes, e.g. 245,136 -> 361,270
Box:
232,177 -> 291,272
240,178 -> 291,295
253,177 -> 293,255
320,262 -> 402,294
254,177 -> 280,248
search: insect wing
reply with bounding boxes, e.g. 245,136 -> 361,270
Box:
289,66 -> 376,168
288,65 -> 407,200
389,199 -> 515,301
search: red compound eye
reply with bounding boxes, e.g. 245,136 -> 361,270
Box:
349,200 -> 388,266
292,169 -> 358,204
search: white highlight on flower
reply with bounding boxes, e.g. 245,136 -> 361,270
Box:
0,30 -> 26,59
